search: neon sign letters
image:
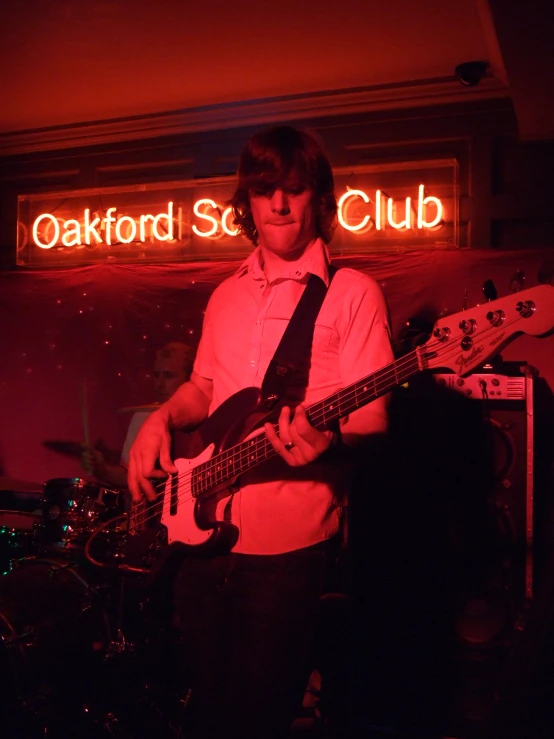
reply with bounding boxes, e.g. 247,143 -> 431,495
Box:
337,185 -> 442,232
192,199 -> 239,238
33,203 -> 175,249
30,185 -> 444,250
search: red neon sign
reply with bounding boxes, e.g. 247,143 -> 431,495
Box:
18,159 -> 458,266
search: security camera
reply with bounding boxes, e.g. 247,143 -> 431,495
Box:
454,61 -> 489,87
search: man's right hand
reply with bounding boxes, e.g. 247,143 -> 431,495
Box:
127,408 -> 177,502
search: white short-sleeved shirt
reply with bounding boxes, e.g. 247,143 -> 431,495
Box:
193,238 -> 393,554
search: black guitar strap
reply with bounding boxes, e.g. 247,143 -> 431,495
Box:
224,265 -> 338,523
260,265 -> 338,410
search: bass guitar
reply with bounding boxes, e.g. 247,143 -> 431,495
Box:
100,284 -> 554,572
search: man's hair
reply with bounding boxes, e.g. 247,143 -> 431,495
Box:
231,126 -> 337,245
156,342 -> 194,377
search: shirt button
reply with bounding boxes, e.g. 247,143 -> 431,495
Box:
256,320 -> 261,326
250,360 -> 255,366
295,271 -> 301,276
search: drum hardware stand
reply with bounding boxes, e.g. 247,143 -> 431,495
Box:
96,711 -> 129,738
85,709 -> 135,739
105,572 -> 135,657
1,626 -> 38,648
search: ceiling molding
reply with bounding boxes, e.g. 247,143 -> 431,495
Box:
0,76 -> 509,157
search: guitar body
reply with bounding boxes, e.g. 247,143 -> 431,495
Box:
162,386 -> 276,556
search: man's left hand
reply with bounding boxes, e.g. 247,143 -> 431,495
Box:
264,405 -> 336,466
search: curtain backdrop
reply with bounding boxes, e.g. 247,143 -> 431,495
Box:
1,248 -> 553,486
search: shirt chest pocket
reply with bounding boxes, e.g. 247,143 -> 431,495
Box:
261,318 -> 339,391
309,322 -> 340,386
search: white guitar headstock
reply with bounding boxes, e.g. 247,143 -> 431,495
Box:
419,284 -> 554,376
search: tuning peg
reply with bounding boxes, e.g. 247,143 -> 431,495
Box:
482,279 -> 497,302
509,270 -> 525,293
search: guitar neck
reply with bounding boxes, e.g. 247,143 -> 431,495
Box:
304,350 -> 420,431
190,283 -> 554,498
192,349 -> 422,497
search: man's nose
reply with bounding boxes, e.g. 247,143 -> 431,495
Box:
270,189 -> 290,214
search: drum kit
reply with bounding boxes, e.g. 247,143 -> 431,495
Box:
0,396 -> 343,738
0,419 -> 189,738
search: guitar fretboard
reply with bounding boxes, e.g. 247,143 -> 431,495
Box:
190,349 -> 422,497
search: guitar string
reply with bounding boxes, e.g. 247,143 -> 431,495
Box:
127,314 -> 523,529
127,314 -> 522,529
127,344 -> 425,526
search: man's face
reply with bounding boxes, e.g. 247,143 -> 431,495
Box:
249,183 -> 317,259
152,355 -> 189,403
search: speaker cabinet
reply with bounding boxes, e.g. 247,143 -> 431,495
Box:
349,363 -> 539,737
432,366 -> 535,605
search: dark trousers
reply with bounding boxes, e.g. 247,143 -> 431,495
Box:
173,539 -> 337,738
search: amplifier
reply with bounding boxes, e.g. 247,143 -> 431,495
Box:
431,371 -> 529,401
432,365 -> 535,601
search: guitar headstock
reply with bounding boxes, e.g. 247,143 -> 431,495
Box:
418,284 -> 554,376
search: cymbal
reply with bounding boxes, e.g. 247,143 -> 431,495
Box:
43,440 -> 83,458
116,403 -> 160,414
43,440 -> 121,466
0,476 -> 42,493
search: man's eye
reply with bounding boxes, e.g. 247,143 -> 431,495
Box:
285,186 -> 305,195
252,189 -> 272,198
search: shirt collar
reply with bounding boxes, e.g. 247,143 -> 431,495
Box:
235,238 -> 332,286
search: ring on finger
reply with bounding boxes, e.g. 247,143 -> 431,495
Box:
284,441 -> 295,451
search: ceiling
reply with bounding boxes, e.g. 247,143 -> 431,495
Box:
0,0 -> 552,152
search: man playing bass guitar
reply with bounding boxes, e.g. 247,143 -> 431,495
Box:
127,125 -> 394,738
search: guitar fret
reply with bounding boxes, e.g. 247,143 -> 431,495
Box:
193,349 -> 427,498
